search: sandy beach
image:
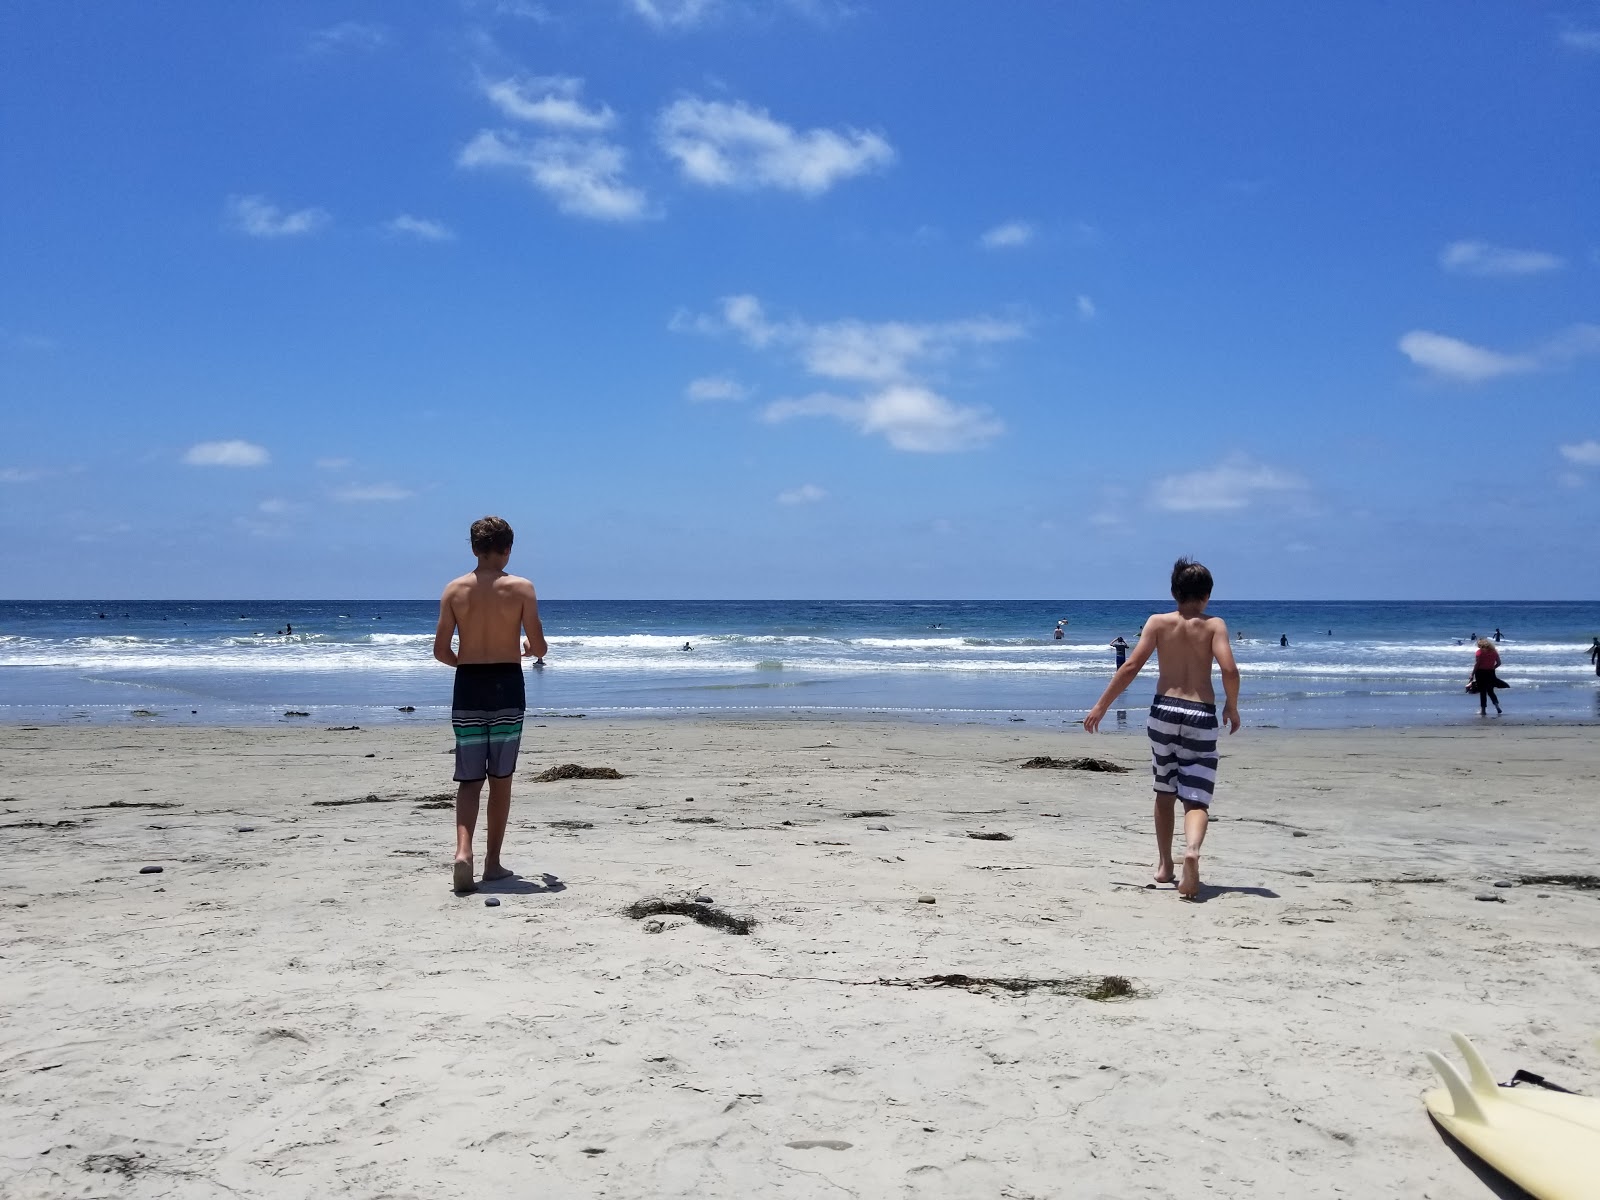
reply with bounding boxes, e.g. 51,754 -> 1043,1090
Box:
2,716 -> 1598,1199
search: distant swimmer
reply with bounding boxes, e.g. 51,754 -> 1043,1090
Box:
286,623 -> 293,636
1493,627 -> 1501,643
1110,635 -> 1129,667
681,641 -> 692,652
1280,634 -> 1288,648
1053,626 -> 1064,641
1589,637 -> 1599,677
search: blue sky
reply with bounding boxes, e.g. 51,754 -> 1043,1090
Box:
2,1 -> 1597,600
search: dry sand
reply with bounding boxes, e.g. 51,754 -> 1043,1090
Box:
2,716 -> 1598,1199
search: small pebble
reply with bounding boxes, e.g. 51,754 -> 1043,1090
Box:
693,894 -> 712,904
868,824 -> 889,831
1474,892 -> 1505,903
237,826 -> 255,833
917,894 -> 936,904
139,865 -> 163,874
364,753 -> 376,758
484,897 -> 501,907
1537,892 -> 1551,898
1492,880 -> 1513,888
1291,831 -> 1309,838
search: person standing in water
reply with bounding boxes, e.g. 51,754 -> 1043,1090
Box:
1470,637 -> 1505,716
1588,636 -> 1599,677
1110,635 -> 1129,667
1084,559 -> 1241,900
433,515 -> 547,894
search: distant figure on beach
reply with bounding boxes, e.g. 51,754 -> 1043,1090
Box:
1494,628 -> 1501,643
1280,634 -> 1288,648
1110,635 -> 1129,666
1468,637 -> 1506,716
1053,626 -> 1064,641
433,515 -> 547,894
286,623 -> 293,636
1083,558 -> 1241,900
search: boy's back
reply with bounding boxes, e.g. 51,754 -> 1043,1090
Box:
442,569 -> 536,665
1146,610 -> 1230,704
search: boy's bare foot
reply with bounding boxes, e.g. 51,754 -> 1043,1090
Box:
452,858 -> 475,893
1153,866 -> 1176,885
481,864 -> 514,882
1177,852 -> 1201,899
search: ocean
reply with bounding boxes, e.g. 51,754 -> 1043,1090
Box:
1,599 -> 1597,730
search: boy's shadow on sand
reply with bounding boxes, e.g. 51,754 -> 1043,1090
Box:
476,872 -> 566,896
1112,882 -> 1280,903
1432,1122 -> 1536,1200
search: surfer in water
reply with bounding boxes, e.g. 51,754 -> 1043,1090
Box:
1083,558 -> 1241,900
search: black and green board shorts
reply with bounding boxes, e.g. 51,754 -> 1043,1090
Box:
451,663 -> 526,782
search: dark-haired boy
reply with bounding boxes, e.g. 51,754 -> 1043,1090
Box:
433,515 -> 547,893
1083,558 -> 1240,899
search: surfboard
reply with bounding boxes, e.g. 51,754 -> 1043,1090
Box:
1424,1035 -> 1600,1199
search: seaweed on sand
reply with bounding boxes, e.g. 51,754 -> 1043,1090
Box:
1518,874 -> 1600,890
882,973 -> 1136,1001
967,831 -> 1014,841
625,898 -> 756,935
532,764 -> 624,782
312,794 -> 400,807
1020,756 -> 1128,773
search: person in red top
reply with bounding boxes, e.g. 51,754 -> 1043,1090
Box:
1471,637 -> 1504,715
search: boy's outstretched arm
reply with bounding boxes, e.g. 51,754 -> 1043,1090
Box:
520,581 -> 548,660
1213,619 -> 1241,733
1084,617 -> 1159,733
432,591 -> 459,667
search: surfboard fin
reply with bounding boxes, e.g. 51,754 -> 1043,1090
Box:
1450,1032 -> 1500,1095
1426,1050 -> 1488,1124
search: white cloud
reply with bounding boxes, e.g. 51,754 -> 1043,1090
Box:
315,457 -> 351,469
1151,458 -> 1304,513
1399,324 -> 1600,383
1559,29 -> 1600,51
0,467 -> 48,483
979,221 -> 1033,249
765,385 -> 1003,453
777,483 -> 827,504
1440,240 -> 1564,277
1560,440 -> 1600,466
658,97 -> 893,195
256,498 -> 309,515
334,483 -> 413,502
305,21 -> 388,55
630,0 -> 719,27
686,375 -> 747,402
1559,471 -> 1587,489
183,440 -> 270,467
459,130 -> 648,221
482,75 -> 616,131
384,214 -> 455,241
225,194 -> 330,238
681,294 -> 1022,452
1076,295 -> 1097,320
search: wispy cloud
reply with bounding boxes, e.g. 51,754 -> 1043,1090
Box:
777,483 -> 827,504
658,97 -> 893,195
1559,28 -> 1600,51
630,0 -> 719,28
1150,457 -> 1304,513
481,75 -> 616,131
686,374 -> 747,402
979,221 -> 1034,249
679,294 -> 1018,452
1399,324 -> 1600,383
1,328 -> 58,352
225,194 -> 330,238
183,440 -> 270,467
305,21 -> 388,56
314,457 -> 351,469
1560,440 -> 1600,466
460,130 -> 647,221
334,483 -> 413,502
1076,295 -> 1097,321
384,214 -> 456,241
1439,240 -> 1564,277
0,466 -> 49,483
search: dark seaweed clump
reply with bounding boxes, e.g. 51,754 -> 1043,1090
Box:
1020,756 -> 1128,773
1518,874 -> 1600,890
533,764 -> 624,782
889,973 -> 1135,1001
625,898 -> 755,935
967,831 -> 1014,841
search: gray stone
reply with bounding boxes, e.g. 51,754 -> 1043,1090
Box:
139,865 -> 163,874
1492,880 -> 1514,888
917,894 -> 936,904
1474,892 -> 1505,902
484,897 -> 501,907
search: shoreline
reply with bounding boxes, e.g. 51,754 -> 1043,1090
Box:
4,719 -> 1598,1198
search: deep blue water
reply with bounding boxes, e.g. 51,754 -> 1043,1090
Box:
1,599 -> 1597,729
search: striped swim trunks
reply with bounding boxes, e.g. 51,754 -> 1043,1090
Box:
451,663 -> 526,782
1147,694 -> 1220,809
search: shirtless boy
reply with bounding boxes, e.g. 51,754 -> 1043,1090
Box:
433,516 -> 547,894
1083,558 -> 1240,900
